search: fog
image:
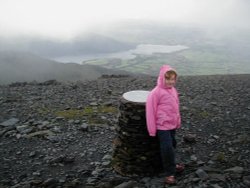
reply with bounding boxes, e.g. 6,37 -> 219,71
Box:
0,0 -> 249,39
0,0 -> 250,61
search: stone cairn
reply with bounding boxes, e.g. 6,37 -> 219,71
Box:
112,90 -> 162,176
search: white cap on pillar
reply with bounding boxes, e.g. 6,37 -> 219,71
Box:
122,90 -> 150,103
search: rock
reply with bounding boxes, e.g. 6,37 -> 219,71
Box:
16,125 -> 33,134
0,125 -> 16,136
102,154 -> 112,161
210,184 -> 223,188
32,171 -> 41,176
190,155 -> 198,161
0,118 -> 19,127
96,181 -> 113,188
80,123 -> 89,131
42,178 -> 58,187
1,74 -> 250,188
90,102 -> 98,106
195,169 -> 209,180
48,155 -> 75,165
209,174 -> 226,182
29,151 -> 37,158
25,130 -> 54,138
114,181 -> 139,188
55,116 -> 64,121
212,135 -> 220,139
243,175 -> 250,186
224,166 -> 244,174
74,120 -> 81,124
183,134 -> 197,143
86,177 -> 98,185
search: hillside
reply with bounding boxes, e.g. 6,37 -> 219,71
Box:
0,74 -> 249,187
0,51 -> 130,84
81,22 -> 250,76
1,23 -> 250,77
0,34 -> 136,58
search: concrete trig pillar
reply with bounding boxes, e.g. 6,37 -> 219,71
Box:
112,90 -> 162,176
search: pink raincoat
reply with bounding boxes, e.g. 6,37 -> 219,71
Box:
146,65 -> 181,136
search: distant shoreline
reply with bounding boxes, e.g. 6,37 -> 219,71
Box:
53,44 -> 189,64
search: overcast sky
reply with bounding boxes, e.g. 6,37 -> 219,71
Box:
0,0 -> 249,39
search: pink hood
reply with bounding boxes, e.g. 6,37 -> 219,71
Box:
157,65 -> 177,88
146,65 -> 181,136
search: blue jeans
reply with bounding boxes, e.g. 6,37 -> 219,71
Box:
157,130 -> 176,176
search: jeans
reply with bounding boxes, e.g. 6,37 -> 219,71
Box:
157,130 -> 176,176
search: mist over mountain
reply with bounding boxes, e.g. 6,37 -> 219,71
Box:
0,33 -> 136,58
101,21 -> 250,51
1,21 -> 249,59
0,51 -> 130,85
1,21 -> 250,81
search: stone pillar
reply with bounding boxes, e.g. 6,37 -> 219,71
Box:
112,90 -> 162,176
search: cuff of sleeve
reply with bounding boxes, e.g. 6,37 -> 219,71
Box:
149,133 -> 156,137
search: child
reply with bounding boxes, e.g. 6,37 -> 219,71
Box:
146,65 -> 184,185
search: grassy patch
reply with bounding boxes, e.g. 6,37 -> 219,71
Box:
54,105 -> 118,124
199,111 -> 210,118
37,107 -> 52,115
54,109 -> 86,119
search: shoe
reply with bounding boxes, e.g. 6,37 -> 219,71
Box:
176,164 -> 185,173
165,176 -> 176,185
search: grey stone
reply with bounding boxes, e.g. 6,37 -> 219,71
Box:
183,134 -> 197,143
43,178 -> 58,186
195,169 -> 209,180
102,161 -> 111,166
80,123 -> 89,131
102,154 -> 112,160
16,125 -> 29,133
86,177 -> 98,185
25,130 -> 54,138
190,155 -> 198,161
90,102 -> 98,106
0,118 -> 19,127
224,166 -> 244,174
243,175 -> 250,186
114,181 -> 138,188
209,173 -> 226,182
29,151 -> 37,158
74,120 -> 81,124
211,184 -> 223,188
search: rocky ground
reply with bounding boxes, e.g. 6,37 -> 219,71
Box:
0,74 -> 250,188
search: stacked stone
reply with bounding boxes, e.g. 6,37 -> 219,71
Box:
112,91 -> 162,176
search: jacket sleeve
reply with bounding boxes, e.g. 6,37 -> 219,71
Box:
146,89 -> 159,136
176,89 -> 181,128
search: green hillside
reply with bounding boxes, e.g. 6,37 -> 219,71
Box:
82,48 -> 250,76
81,23 -> 250,76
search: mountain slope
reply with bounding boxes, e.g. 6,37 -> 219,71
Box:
0,34 -> 136,58
0,51 -> 129,84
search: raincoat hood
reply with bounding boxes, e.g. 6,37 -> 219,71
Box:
157,65 -> 177,88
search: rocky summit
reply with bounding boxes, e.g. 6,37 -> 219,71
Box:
0,74 -> 250,188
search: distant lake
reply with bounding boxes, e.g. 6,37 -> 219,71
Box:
54,44 -> 189,64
